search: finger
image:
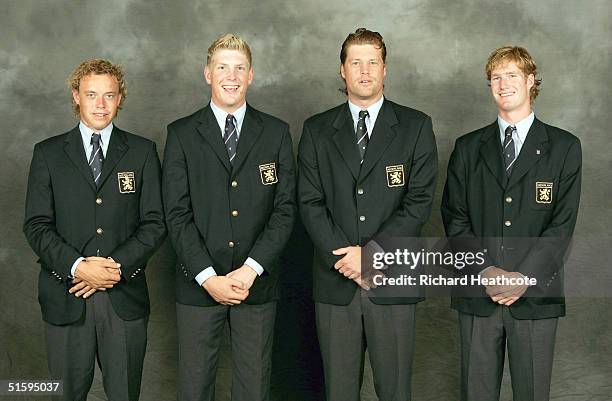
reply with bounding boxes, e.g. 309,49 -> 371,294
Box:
75,286 -> 91,297
228,278 -> 246,290
334,260 -> 345,269
332,247 -> 350,255
71,277 -> 83,284
69,282 -> 87,294
83,288 -> 97,298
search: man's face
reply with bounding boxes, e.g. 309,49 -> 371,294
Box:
205,49 -> 253,113
340,44 -> 386,106
72,73 -> 122,131
489,61 -> 534,117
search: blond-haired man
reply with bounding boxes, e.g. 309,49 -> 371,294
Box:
24,59 -> 166,401
442,46 -> 582,401
163,34 -> 296,401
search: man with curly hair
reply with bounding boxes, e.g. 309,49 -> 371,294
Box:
24,59 -> 166,401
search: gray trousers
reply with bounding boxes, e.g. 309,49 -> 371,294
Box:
45,291 -> 148,401
176,301 -> 277,401
315,290 -> 417,401
459,306 -> 558,401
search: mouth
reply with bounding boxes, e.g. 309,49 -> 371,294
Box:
93,112 -> 109,118
359,79 -> 372,85
499,91 -> 515,97
222,85 -> 240,93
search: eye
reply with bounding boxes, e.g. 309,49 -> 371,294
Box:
86,93 -> 95,98
238,66 -> 245,71
218,65 -> 225,70
105,94 -> 115,99
492,77 -> 501,81
351,61 -> 359,66
369,60 -> 378,65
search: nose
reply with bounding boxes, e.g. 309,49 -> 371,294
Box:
360,63 -> 370,75
95,96 -> 106,108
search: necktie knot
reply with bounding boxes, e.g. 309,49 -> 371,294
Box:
359,110 -> 369,120
504,125 -> 516,139
224,114 -> 238,164
91,132 -> 101,145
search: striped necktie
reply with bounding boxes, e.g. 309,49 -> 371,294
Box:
503,125 -> 516,177
224,114 -> 238,164
89,132 -> 104,186
356,110 -> 369,163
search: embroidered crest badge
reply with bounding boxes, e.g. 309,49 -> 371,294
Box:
118,172 -> 136,194
535,181 -> 553,204
259,163 -> 278,185
386,165 -> 405,187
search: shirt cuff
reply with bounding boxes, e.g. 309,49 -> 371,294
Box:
195,267 -> 217,286
245,257 -> 264,276
71,257 -> 85,278
479,265 -> 495,277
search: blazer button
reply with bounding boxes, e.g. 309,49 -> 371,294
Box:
231,180 -> 238,188
232,210 -> 239,217
359,215 -> 366,222
504,220 -> 511,227
96,197 -> 103,205
96,227 -> 104,235
505,196 -> 512,203
357,188 -> 364,195
228,241 -> 235,248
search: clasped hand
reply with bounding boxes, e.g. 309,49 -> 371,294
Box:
203,265 -> 257,306
482,266 -> 528,306
69,256 -> 122,298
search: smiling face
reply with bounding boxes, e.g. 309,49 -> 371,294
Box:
489,61 -> 534,122
205,49 -> 253,113
340,44 -> 386,108
72,73 -> 122,131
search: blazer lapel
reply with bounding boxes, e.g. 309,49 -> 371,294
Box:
232,105 -> 263,174
479,122 -> 506,189
63,126 -> 96,192
358,100 -> 398,181
97,126 -> 129,188
196,106 -> 231,172
506,118 -> 550,189
332,104 -> 360,180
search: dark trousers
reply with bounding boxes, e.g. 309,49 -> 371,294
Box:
176,301 -> 277,401
45,291 -> 148,401
459,306 -> 558,401
315,290 -> 417,401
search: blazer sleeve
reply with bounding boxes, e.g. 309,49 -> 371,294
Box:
163,125 -> 215,280
248,126 -> 296,274
109,141 -> 167,280
298,122 -> 351,269
374,116 -> 438,238
23,143 -> 82,281
516,138 -> 582,283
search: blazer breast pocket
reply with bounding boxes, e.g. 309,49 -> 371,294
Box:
529,178 -> 556,210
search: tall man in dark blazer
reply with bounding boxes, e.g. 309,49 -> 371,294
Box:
23,59 -> 167,401
163,34 -> 295,401
298,28 -> 438,401
441,46 -> 582,401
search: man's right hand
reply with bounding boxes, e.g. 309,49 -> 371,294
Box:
74,257 -> 121,289
202,276 -> 249,306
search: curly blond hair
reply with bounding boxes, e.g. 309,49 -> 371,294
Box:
67,59 -> 126,116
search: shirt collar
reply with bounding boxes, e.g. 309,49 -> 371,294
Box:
348,95 -> 384,125
79,121 -> 113,148
210,100 -> 247,135
498,112 -> 535,143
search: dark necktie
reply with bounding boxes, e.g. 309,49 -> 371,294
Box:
89,133 -> 104,186
503,125 -> 516,177
356,110 -> 369,163
224,114 -> 238,164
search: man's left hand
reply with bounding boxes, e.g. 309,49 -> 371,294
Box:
333,246 -> 361,280
227,264 -> 258,291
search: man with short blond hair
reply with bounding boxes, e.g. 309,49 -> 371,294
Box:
442,46 -> 582,401
298,28 -> 438,401
24,58 -> 166,401
163,33 -> 296,401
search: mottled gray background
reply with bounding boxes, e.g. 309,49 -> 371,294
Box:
1,0 -> 611,400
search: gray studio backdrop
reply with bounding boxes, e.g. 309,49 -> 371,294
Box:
1,1 -> 611,400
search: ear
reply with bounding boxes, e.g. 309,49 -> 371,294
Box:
204,65 -> 212,85
340,63 -> 346,80
383,63 -> 387,78
526,73 -> 535,90
247,66 -> 254,85
71,89 -> 80,105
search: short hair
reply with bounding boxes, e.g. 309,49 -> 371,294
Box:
485,46 -> 542,102
206,33 -> 252,67
339,28 -> 387,95
68,59 -> 126,116
340,28 -> 387,65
